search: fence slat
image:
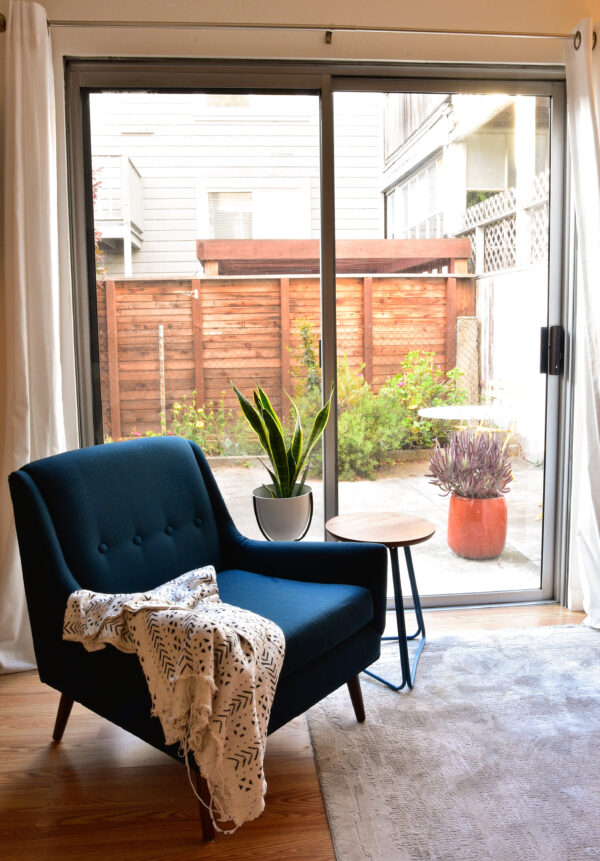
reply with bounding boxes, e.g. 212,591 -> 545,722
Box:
191,279 -> 205,404
105,279 -> 121,440
280,277 -> 291,422
446,263 -> 457,370
363,276 -> 373,384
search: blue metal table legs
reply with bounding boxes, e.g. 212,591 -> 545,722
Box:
364,545 -> 426,691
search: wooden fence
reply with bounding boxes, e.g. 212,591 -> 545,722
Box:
97,271 -> 475,439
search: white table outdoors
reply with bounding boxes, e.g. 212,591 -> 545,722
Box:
417,404 -> 511,425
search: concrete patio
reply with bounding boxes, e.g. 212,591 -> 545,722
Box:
210,454 -> 544,601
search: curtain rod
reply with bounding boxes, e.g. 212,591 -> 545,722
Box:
0,13 -> 594,46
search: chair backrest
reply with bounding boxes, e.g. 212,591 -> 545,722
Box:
9,437 -> 224,597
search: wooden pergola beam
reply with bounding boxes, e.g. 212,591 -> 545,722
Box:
196,238 -> 472,272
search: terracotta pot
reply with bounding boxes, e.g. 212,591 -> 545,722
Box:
252,484 -> 313,541
447,493 -> 507,559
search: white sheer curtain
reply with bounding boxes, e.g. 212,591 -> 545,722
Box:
564,19 -> 600,629
0,1 -> 67,671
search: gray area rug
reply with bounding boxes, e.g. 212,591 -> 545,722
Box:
307,626 -> 600,861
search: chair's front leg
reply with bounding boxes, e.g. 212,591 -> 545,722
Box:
347,675 -> 366,723
52,693 -> 74,742
193,769 -> 216,841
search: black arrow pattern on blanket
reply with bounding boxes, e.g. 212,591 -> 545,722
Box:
145,611 -> 181,680
227,745 -> 261,770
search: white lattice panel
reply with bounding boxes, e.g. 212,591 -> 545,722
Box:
462,188 -> 517,230
484,216 -> 516,272
529,203 -> 549,265
457,171 -> 550,272
530,170 -> 550,204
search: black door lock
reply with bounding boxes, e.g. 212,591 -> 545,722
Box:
540,325 -> 564,375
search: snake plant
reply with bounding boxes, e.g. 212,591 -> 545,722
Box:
233,384 -> 333,498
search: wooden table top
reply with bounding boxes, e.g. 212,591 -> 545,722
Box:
326,511 -> 436,549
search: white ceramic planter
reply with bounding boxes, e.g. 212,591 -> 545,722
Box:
252,484 -> 313,541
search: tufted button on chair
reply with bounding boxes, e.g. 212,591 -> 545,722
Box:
8,436 -> 387,840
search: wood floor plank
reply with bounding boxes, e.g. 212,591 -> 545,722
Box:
0,605 -> 585,860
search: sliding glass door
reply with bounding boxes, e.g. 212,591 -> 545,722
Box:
86,87 -> 324,537
67,61 -> 567,605
332,86 -> 564,605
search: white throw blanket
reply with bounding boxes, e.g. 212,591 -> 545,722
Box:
63,566 -> 285,831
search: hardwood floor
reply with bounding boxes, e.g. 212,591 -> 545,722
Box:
0,605 -> 584,860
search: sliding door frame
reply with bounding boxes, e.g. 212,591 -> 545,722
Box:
65,58 -> 570,607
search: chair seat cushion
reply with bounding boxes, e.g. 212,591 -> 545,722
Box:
216,569 -> 373,680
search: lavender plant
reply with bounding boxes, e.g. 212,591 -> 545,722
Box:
427,429 -> 513,499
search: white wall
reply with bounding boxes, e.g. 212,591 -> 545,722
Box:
8,0 -> 600,64
477,268 -> 548,464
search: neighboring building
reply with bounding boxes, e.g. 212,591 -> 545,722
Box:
91,89 -> 549,281
383,93 -> 550,269
382,92 -> 551,462
90,91 -> 384,276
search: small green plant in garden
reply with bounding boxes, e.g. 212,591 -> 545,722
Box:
295,319 -> 321,395
335,357 -> 395,480
378,351 -> 467,450
92,166 -> 106,280
291,319 -> 323,428
170,391 -> 233,456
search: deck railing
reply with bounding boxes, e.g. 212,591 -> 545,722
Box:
458,171 -> 549,274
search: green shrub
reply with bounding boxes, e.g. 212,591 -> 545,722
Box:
378,351 -> 467,449
294,319 -> 321,395
334,350 -> 467,478
294,352 -> 383,480
226,414 -> 264,456
288,325 -> 468,480
335,357 -> 389,480
337,386 -> 395,480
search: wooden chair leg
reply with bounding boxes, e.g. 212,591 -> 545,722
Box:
52,693 -> 74,742
347,675 -> 366,723
193,769 -> 215,842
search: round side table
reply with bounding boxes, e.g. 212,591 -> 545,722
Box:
326,511 -> 435,691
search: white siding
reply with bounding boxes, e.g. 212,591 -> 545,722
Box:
90,90 -> 384,276
334,92 -> 385,238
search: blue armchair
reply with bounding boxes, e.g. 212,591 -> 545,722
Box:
8,436 -> 387,839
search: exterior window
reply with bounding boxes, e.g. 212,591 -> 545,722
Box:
386,158 -> 443,239
208,191 -> 252,239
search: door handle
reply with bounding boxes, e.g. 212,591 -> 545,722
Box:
540,325 -> 564,376
540,327 -> 548,373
